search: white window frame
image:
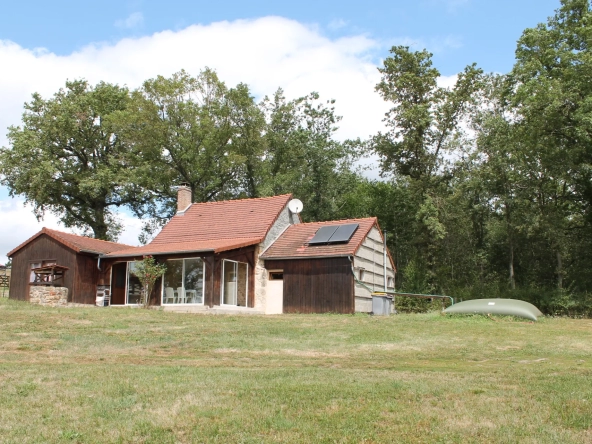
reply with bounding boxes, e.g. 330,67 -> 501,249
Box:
160,257 -> 206,306
221,259 -> 249,307
108,261 -> 136,306
126,261 -> 142,306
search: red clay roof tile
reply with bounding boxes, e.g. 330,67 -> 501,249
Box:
150,194 -> 292,245
261,218 -> 379,260
105,194 -> 292,257
7,228 -> 132,257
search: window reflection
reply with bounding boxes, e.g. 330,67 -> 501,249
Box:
163,258 -> 204,304
127,261 -> 142,304
222,260 -> 248,307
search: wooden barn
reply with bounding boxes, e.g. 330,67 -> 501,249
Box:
7,187 -> 396,313
6,228 -> 130,303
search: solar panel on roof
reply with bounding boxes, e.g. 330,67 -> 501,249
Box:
308,223 -> 360,245
328,223 -> 359,243
308,226 -> 339,244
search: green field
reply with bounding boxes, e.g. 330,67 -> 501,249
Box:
0,298 -> 591,443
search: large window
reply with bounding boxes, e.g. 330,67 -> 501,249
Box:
221,260 -> 248,307
162,258 -> 205,305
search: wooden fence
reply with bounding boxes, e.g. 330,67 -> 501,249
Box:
0,268 -> 10,298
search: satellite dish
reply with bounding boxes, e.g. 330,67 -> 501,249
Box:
288,198 -> 303,214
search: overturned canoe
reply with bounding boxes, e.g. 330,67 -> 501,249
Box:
443,299 -> 543,321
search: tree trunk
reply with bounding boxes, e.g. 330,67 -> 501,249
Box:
556,250 -> 563,290
246,161 -> 259,198
505,202 -> 516,290
92,205 -> 109,240
509,243 -> 516,290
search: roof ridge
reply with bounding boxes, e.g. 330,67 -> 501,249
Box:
292,217 -> 377,227
188,194 -> 292,207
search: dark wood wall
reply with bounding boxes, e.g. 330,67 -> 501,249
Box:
9,235 -> 78,302
74,254 -> 100,304
265,257 -> 354,314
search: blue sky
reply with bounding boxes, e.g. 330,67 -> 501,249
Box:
2,0 -> 558,74
0,0 -> 564,261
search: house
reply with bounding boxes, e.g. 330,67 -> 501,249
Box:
7,186 -> 396,313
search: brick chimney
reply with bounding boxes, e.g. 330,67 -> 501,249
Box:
177,183 -> 192,213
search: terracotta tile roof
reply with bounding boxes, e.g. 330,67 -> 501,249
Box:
7,228 -> 132,257
105,238 -> 262,258
150,194 -> 292,245
105,194 -> 292,257
261,218 -> 380,260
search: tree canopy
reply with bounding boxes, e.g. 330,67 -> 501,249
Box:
2,0 -> 592,315
0,80 -> 150,240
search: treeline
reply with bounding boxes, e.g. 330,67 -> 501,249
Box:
2,0 -> 592,315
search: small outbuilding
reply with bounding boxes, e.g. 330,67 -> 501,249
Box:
7,228 -> 130,304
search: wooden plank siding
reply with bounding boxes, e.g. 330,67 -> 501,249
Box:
74,254 -> 100,304
265,257 -> 355,314
9,234 -> 78,302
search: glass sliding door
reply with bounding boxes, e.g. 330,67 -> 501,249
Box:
222,260 -> 248,307
163,260 -> 183,304
184,258 -> 204,304
127,261 -> 142,305
162,258 -> 205,305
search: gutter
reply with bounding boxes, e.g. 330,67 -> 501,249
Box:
100,248 -> 216,259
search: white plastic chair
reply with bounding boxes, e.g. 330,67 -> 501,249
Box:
176,287 -> 186,304
164,287 -> 176,304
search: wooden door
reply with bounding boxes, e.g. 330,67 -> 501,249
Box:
266,271 -> 284,314
111,262 -> 127,305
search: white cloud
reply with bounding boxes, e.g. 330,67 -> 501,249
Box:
0,16 -> 467,258
0,17 -> 389,147
115,12 -> 144,29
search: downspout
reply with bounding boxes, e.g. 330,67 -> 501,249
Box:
97,255 -> 102,270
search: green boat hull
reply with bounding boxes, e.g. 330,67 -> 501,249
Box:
443,299 -> 542,321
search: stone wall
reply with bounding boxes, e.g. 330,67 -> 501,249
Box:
29,286 -> 68,307
254,206 -> 300,310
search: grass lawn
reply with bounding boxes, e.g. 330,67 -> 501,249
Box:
0,298 -> 591,443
